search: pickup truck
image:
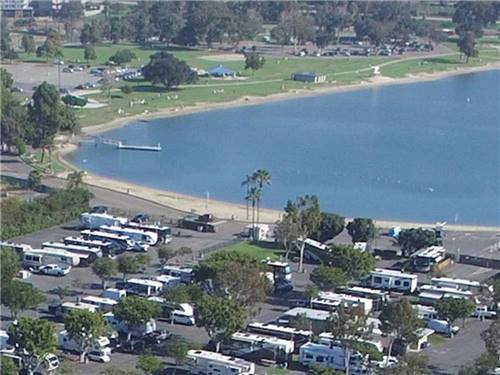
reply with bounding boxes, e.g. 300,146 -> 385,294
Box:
473,306 -> 497,320
32,264 -> 71,277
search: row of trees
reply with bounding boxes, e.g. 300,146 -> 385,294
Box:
241,169 -> 272,234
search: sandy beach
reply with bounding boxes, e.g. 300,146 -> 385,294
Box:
58,63 -> 500,232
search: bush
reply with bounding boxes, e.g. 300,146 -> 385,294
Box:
109,49 -> 136,65
120,85 -> 133,94
62,95 -> 88,107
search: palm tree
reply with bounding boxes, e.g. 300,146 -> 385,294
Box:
27,170 -> 43,191
247,186 -> 261,240
241,174 -> 254,220
251,169 -> 271,225
67,170 -> 85,189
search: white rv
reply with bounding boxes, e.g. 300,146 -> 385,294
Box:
64,236 -> 114,253
124,278 -> 163,297
102,288 -> 127,301
312,291 -> 373,315
99,225 -> 158,246
265,260 -> 292,281
187,350 -> 255,375
426,319 -> 460,336
80,212 -> 128,229
418,285 -> 472,305
81,295 -> 118,312
413,304 -> 438,320
49,301 -> 97,318
224,332 -> 294,356
22,248 -> 80,268
431,277 -> 482,293
42,242 -> 102,260
58,330 -> 110,353
299,342 -> 369,372
318,332 -> 383,353
161,265 -> 194,283
162,303 -> 196,325
123,221 -> 171,244
154,275 -> 182,288
368,269 -> 418,293
412,246 -> 446,273
104,312 -> 156,338
81,230 -> 142,251
340,286 -> 390,310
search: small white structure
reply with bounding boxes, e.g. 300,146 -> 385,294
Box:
246,223 -> 270,241
186,350 -> 255,374
81,295 -> 118,312
80,213 -> 128,229
299,342 -> 368,371
353,242 -> 367,252
368,269 -> 418,293
124,278 -> 163,297
312,291 -> 373,315
431,277 -> 482,293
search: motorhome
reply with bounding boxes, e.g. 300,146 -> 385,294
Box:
299,342 -> 369,372
58,330 -> 110,353
161,265 -> 194,283
124,278 -> 163,297
64,236 -> 115,256
265,260 -> 292,281
368,269 -> 418,293
186,350 -> 255,375
101,288 -> 127,301
99,225 -> 158,246
49,302 -> 97,318
104,312 -> 156,338
413,305 -> 438,320
0,241 -> 32,257
81,230 -> 142,251
418,285 -> 472,305
223,332 -> 294,361
411,246 -> 446,273
42,242 -> 102,261
339,286 -> 390,310
22,249 -> 80,268
431,277 -> 482,293
426,319 -> 460,336
80,212 -> 128,229
123,221 -> 172,244
318,332 -> 383,353
81,295 -> 118,312
312,291 -> 373,315
161,302 -> 196,325
246,322 -> 313,349
154,275 -> 182,288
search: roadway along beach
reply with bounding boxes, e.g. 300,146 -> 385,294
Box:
58,63 -> 500,231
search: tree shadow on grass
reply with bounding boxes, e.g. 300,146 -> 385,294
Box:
131,85 -> 169,93
424,57 -> 463,65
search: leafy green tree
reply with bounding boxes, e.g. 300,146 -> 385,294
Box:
126,2 -> 154,45
326,244 -> 376,280
274,214 -> 300,261
7,318 -> 57,374
113,296 -> 161,341
117,254 -> 141,281
383,353 -> 432,375
481,319 -> 499,360
157,246 -> 176,266
453,1 -> 499,38
284,195 -> 321,272
142,52 -> 198,90
109,49 -> 136,65
84,44 -> 97,65
435,297 -> 475,335
21,34 -> 36,55
165,337 -> 190,374
290,312 -> 311,331
244,52 -> 265,73
150,3 -> 183,46
397,228 -> 437,257
305,285 -> 320,307
121,85 -> 133,94
316,212 -> 345,242
310,266 -> 348,291
64,310 -> 108,363
110,17 -> 125,43
379,300 -> 423,361
67,170 -> 85,190
1,280 -> 45,319
0,356 -> 18,375
136,351 -> 162,375
57,1 -> 84,43
196,295 -> 245,352
162,284 -> 203,305
1,69 -> 27,154
458,32 -> 478,63
92,257 -> 118,289
51,286 -> 72,302
1,247 -> 20,284
135,253 -> 151,272
346,218 -> 376,243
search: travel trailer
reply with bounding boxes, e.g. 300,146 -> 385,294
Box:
64,236 -> 115,255
81,230 -> 144,251
411,246 -> 447,272
123,279 -> 163,297
311,291 -> 373,315
99,225 -> 158,246
339,286 -> 390,310
49,301 -> 97,318
58,330 -> 110,353
368,269 -> 418,293
42,242 -> 102,261
80,212 -> 128,229
161,265 -> 194,283
123,221 -> 172,243
299,342 -> 369,372
246,322 -> 313,350
22,248 -> 80,268
431,277 -> 482,293
186,350 -> 255,374
223,332 -> 294,362
81,295 -> 118,312
104,312 -> 156,338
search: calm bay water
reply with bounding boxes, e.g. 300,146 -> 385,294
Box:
70,70 -> 500,225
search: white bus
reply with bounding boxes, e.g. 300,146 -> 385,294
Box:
246,322 -> 313,349
81,295 -> 118,312
64,236 -> 114,255
368,269 -> 418,293
80,212 -> 128,229
81,230 -> 142,251
22,249 -> 81,268
412,246 -> 446,273
123,222 -> 171,244
124,278 -> 163,297
42,242 -> 102,261
339,286 -> 390,310
99,225 -> 158,246
431,277 -> 482,293
187,350 -> 255,375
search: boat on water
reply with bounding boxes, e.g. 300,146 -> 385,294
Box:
117,142 -> 161,152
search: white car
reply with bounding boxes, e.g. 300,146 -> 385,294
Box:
44,353 -> 60,371
88,348 -> 111,362
33,264 -> 71,277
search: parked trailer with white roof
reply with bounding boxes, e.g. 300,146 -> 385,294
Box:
299,342 -> 368,372
161,265 -> 194,283
339,286 -> 390,310
418,285 -> 472,305
246,322 -> 312,350
431,277 -> 482,293
225,332 -> 294,355
368,269 -> 418,293
42,242 -> 102,261
22,248 -> 80,268
123,222 -> 171,243
64,236 -> 114,254
312,291 -> 373,315
99,225 -> 158,246
187,349 -> 255,375
81,296 -> 118,312
49,302 -> 97,318
413,304 -> 438,320
412,246 -> 446,272
80,212 -> 128,229
124,278 -> 163,297
318,332 -> 383,353
81,230 -> 142,251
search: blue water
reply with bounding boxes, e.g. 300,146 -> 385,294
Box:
70,70 -> 500,225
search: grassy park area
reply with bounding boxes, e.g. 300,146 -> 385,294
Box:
218,241 -> 285,261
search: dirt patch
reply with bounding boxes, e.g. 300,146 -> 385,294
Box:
200,54 -> 245,62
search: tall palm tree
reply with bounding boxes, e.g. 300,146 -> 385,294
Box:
67,170 -> 85,189
247,186 -> 261,240
252,169 -> 271,225
241,174 -> 254,220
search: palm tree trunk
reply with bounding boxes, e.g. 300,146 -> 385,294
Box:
256,198 -> 260,227
299,240 -> 305,273
251,200 -> 256,240
40,147 -> 46,163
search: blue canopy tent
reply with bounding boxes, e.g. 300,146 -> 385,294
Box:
207,65 -> 236,77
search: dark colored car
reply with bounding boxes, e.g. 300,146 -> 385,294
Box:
273,280 -> 293,294
144,330 -> 172,345
91,205 -> 108,214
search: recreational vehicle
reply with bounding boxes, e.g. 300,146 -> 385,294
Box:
123,278 -> 163,297
80,212 -> 128,229
49,301 -> 97,318
81,295 -> 118,312
81,229 -> 141,251
0,241 -> 32,256
64,236 -> 115,255
161,265 -> 194,283
265,260 -> 292,281
299,342 -> 369,372
123,222 -> 172,243
102,288 -> 127,301
413,304 -> 438,320
312,291 -> 373,315
431,277 -> 482,293
42,242 -> 102,261
223,332 -> 294,362
368,269 -> 418,293
412,246 -> 446,272
186,350 -> 255,375
99,225 -> 158,246
339,286 -> 390,310
161,302 -> 196,325
246,322 -> 313,349
22,249 -> 80,268
418,285 -> 472,305
318,332 -> 383,353
426,319 -> 460,336
104,312 -> 157,338
58,330 -> 110,353
154,275 -> 182,288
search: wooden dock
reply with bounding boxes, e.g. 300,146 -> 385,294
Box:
81,137 -> 162,152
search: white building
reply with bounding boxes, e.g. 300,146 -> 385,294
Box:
1,0 -> 33,16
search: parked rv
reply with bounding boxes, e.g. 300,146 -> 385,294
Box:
81,295 -> 118,312
104,312 -> 157,338
99,225 -> 158,246
368,269 -> 418,293
22,249 -> 81,268
161,265 -> 194,283
122,278 -> 163,297
426,319 -> 460,336
411,246 -> 446,272
48,301 -> 97,318
102,288 -> 127,301
42,242 -> 102,262
246,322 -> 313,351
187,349 -> 255,374
81,230 -> 141,251
123,221 -> 172,244
80,212 -> 128,229
299,342 -> 369,373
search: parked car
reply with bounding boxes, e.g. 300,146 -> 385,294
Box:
32,264 -> 71,277
143,330 -> 171,345
87,348 -> 111,362
53,59 -> 64,65
10,86 -> 24,93
472,306 -> 497,320
62,67 -> 73,73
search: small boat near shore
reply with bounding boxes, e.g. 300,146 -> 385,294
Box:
117,142 -> 161,152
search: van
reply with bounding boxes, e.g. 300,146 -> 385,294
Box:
426,319 -> 459,336
162,303 -> 195,325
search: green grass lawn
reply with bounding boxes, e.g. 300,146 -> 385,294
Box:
23,150 -> 69,174
218,241 -> 285,261
428,334 -> 448,347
